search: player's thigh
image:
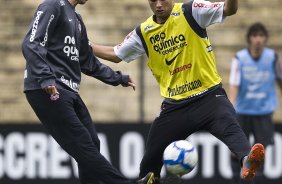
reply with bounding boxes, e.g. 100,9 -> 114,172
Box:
75,96 -> 100,149
26,90 -> 98,155
145,102 -> 194,155
204,91 -> 250,155
202,88 -> 238,135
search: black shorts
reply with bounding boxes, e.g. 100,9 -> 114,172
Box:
237,114 -> 275,147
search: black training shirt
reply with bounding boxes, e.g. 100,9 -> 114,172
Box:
22,0 -> 128,92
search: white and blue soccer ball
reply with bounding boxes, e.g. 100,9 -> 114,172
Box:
163,140 -> 198,176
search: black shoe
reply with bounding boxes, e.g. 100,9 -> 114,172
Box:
137,172 -> 155,184
153,177 -> 160,184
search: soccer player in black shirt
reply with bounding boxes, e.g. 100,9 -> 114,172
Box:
22,0 -> 153,184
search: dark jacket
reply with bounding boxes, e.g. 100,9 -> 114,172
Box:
22,0 -> 128,92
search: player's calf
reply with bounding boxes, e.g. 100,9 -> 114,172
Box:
137,172 -> 155,184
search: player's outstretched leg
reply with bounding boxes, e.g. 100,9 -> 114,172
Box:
241,143 -> 265,181
137,172 -> 155,184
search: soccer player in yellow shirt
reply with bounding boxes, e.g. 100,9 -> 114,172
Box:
93,0 -> 264,183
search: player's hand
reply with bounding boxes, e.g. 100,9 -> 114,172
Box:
128,76 -> 136,91
45,85 -> 60,101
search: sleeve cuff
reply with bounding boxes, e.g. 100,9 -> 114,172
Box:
40,78 -> 56,89
117,71 -> 129,87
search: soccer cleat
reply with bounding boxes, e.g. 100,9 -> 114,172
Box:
241,143 -> 265,181
137,172 -> 155,184
153,177 -> 160,184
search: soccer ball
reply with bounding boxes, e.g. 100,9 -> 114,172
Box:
163,140 -> 198,176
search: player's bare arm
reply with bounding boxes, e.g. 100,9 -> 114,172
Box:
92,43 -> 121,63
275,58 -> 282,92
228,85 -> 238,106
277,79 -> 282,94
91,43 -> 136,90
223,0 -> 238,16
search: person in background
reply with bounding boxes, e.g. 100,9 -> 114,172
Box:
229,22 -> 282,184
93,0 -> 265,183
21,0 -> 154,183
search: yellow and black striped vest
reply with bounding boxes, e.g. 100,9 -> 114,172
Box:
137,3 -> 221,100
